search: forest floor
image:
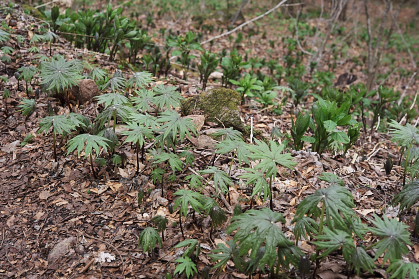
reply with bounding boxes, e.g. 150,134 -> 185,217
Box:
0,0 -> 418,278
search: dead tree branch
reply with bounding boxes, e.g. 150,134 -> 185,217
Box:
202,0 -> 291,45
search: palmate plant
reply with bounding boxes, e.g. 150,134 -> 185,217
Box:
67,133 -> 110,178
174,189 -> 206,238
128,71 -> 154,90
38,114 -> 84,161
156,110 -> 197,149
151,215 -> 168,241
96,101 -> 134,132
218,208 -> 301,277
18,66 -> 38,97
244,139 -> 297,210
0,29 -> 10,44
139,227 -> 162,254
18,98 -> 36,118
103,71 -> 126,92
200,166 -> 233,199
121,122 -> 153,172
174,256 -> 198,279
174,239 -> 201,278
388,120 -> 419,186
131,89 -> 156,112
153,84 -> 183,111
40,56 -> 83,94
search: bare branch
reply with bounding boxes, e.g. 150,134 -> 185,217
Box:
201,0 -> 291,45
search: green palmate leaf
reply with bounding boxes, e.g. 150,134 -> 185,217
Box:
38,114 -> 80,135
293,216 -> 319,241
105,72 -> 126,92
18,66 -> 37,82
90,67 -> 107,82
18,98 -> 36,117
216,139 -> 251,164
129,112 -> 159,129
67,133 -> 110,158
388,259 -> 419,279
208,204 -> 227,228
248,139 -> 297,177
240,168 -> 270,201
174,257 -> 198,279
131,89 -> 156,112
174,189 -> 205,217
157,110 -> 196,143
185,174 -> 204,189
210,240 -> 236,270
314,227 -> 355,261
319,172 -> 345,186
227,208 -> 292,269
294,185 -> 355,230
96,92 -> 130,107
351,247 -> 376,275
139,227 -> 162,253
96,104 -> 134,128
389,120 -> 419,147
40,56 -> 83,93
370,214 -> 411,263
153,84 -> 183,109
0,29 -> 10,43
212,127 -> 243,141
393,180 -> 419,211
153,151 -> 183,173
175,239 -> 200,258
151,215 -> 168,232
129,71 -> 154,89
121,122 -> 153,147
200,166 -> 232,195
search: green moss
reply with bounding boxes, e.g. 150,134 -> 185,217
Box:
181,88 -> 245,132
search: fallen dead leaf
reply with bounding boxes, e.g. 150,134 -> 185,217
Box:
48,237 -> 77,264
39,190 -> 53,200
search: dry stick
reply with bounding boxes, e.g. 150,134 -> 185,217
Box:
397,72 -> 417,106
399,92 -> 418,125
201,0 -> 290,45
35,0 -> 59,9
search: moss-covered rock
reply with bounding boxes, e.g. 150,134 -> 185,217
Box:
181,88 -> 245,132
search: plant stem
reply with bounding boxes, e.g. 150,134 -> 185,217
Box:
179,213 -> 185,239
90,153 -> 97,179
269,175 -> 273,210
313,202 -> 326,278
53,132 -> 57,162
403,146 -> 412,187
136,142 -> 140,174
